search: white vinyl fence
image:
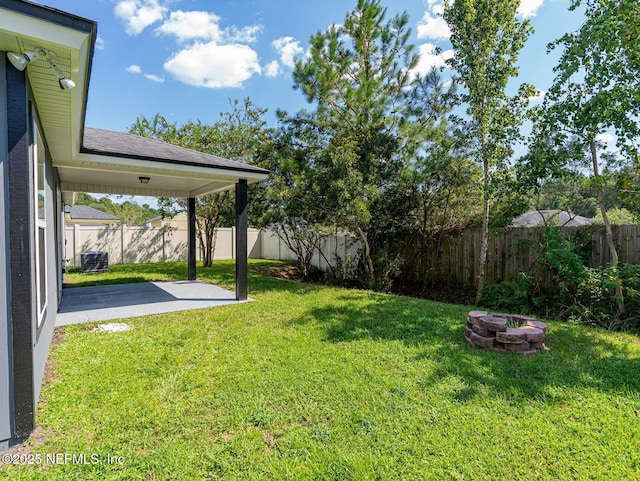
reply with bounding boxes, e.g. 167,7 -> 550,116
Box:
260,229 -> 361,274
64,225 -> 361,273
64,225 -> 261,267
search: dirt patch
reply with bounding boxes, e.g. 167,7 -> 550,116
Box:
0,426 -> 51,467
262,432 -> 278,451
41,327 -> 65,391
255,263 -> 303,281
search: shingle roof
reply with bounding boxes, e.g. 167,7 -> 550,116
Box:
140,216 -> 163,225
65,205 -> 120,221
512,210 -> 592,227
81,128 -> 269,176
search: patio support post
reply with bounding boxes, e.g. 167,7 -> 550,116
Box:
187,197 -> 196,281
235,179 -> 248,301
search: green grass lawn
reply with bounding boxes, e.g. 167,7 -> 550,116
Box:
2,260 -> 640,480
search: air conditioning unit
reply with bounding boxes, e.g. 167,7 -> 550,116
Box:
80,251 -> 109,273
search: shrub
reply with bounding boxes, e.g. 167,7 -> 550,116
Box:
481,226 -> 640,332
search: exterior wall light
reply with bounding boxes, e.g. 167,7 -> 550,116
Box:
49,63 -> 76,90
7,51 -> 29,71
6,48 -> 75,90
7,48 -> 48,70
139,176 -> 151,184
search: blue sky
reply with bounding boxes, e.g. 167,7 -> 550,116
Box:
35,0 -> 586,132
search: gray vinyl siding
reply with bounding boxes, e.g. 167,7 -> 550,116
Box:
0,55 -> 14,448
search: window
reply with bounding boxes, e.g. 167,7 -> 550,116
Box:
31,108 -> 47,326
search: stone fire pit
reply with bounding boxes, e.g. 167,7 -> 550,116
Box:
464,311 -> 547,355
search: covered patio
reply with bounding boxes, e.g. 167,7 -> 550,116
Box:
59,127 -> 268,302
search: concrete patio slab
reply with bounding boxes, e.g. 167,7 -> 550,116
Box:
56,281 -> 250,326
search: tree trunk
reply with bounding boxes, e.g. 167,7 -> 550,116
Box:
475,159 -> 490,305
589,139 -> 624,315
356,225 -> 376,282
196,217 -> 206,267
203,226 -> 214,268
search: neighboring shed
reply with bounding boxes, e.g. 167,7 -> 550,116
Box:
64,205 -> 120,226
512,210 -> 593,228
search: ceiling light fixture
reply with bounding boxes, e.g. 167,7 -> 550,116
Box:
139,176 -> 150,184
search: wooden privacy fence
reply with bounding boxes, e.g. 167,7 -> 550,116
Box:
401,225 -> 640,289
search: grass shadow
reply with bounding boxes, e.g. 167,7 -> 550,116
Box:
289,291 -> 640,405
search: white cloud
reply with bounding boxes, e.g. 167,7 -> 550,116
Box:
155,10 -> 262,44
121,5 -> 264,89
528,90 -> 546,102
114,0 -> 167,35
272,37 -> 304,68
155,10 -> 221,43
414,43 -> 454,76
126,64 -> 164,83
264,60 -> 281,78
518,0 -> 544,18
163,42 -> 261,88
225,25 -> 263,44
596,133 -> 616,143
144,73 -> 165,83
416,5 -> 450,40
95,35 -> 105,50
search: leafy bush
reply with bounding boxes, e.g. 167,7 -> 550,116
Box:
482,226 -> 639,332
480,273 -> 534,313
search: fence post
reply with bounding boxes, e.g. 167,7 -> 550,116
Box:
162,227 -> 166,263
119,225 -> 124,264
73,224 -> 79,267
260,229 -> 264,259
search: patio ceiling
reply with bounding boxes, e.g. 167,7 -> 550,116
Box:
0,0 -> 268,203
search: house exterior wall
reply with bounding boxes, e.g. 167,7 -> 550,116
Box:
0,53 -> 62,448
0,54 -> 14,450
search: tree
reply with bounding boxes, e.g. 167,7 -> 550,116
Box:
130,98 -> 269,267
442,0 -> 535,303
543,0 -> 640,315
291,0 -> 446,286
73,192 -> 161,225
251,113 -> 328,280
